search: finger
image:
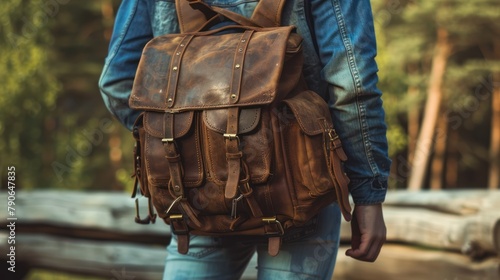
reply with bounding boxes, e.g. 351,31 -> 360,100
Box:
369,233 -> 386,260
359,233 -> 386,262
345,234 -> 373,260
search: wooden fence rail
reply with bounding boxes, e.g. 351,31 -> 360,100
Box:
1,190 -> 499,280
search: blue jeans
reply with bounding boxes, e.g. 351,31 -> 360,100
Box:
163,204 -> 342,280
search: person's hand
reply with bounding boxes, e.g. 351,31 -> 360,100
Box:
345,203 -> 386,262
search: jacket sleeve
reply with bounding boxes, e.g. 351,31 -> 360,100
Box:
98,0 -> 153,130
309,0 -> 392,205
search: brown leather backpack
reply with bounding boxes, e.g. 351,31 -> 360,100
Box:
130,0 -> 352,256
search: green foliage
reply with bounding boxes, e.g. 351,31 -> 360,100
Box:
373,0 -> 500,188
0,0 -> 133,190
0,0 -> 60,188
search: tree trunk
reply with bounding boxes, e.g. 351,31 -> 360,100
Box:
408,28 -> 452,191
101,0 -> 115,40
488,58 -> 500,189
445,129 -> 459,188
430,113 -> 448,190
407,65 -> 420,163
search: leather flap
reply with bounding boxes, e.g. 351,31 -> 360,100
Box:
282,91 -> 333,136
143,111 -> 194,138
130,26 -> 301,111
203,108 -> 261,134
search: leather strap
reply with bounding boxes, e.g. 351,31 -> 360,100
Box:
326,128 -> 352,221
209,6 -> 260,28
240,185 -> 264,218
263,217 -> 284,256
238,163 -> 264,218
175,0 -> 287,33
170,216 -> 190,254
224,107 -> 241,199
180,200 -> 202,228
166,35 -> 194,108
229,30 -> 253,104
268,236 -> 281,257
162,113 -> 203,227
251,0 -> 286,27
176,0 -> 211,33
163,113 -> 185,198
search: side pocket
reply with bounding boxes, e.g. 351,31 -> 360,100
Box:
281,91 -> 344,197
284,117 -> 333,197
282,91 -> 352,221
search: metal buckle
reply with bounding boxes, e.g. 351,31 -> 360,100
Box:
327,129 -> 339,141
169,214 -> 189,235
170,214 -> 183,220
161,138 -> 175,143
262,217 -> 285,236
166,196 -> 183,214
223,133 -> 239,141
134,198 -> 156,224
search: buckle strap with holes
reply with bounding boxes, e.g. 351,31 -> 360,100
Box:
224,107 -> 242,199
166,35 -> 194,108
238,163 -> 263,218
162,113 -> 185,198
262,217 -> 284,256
170,214 -> 190,254
229,30 -> 253,104
322,120 -> 352,222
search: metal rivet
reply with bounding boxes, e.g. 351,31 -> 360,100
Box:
238,48 -> 243,52
173,66 -> 178,71
168,98 -> 173,103
235,64 -> 240,69
231,94 -> 237,99
176,52 -> 181,55
241,39 -> 246,42
180,44 -> 185,47
173,185 -> 180,191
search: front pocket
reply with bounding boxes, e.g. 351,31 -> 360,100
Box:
201,108 -> 272,185
143,111 -> 204,188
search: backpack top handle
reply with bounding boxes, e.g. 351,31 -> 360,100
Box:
175,0 -> 286,33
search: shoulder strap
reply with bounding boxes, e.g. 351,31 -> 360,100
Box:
176,0 -> 209,33
251,0 -> 286,27
176,0 -> 286,33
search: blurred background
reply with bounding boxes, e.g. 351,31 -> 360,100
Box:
0,0 -> 499,279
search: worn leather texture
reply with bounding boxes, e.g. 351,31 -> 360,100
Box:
130,0 -> 352,255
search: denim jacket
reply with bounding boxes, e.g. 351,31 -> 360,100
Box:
99,0 -> 391,205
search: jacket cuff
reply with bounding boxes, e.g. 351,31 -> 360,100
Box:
348,177 -> 388,205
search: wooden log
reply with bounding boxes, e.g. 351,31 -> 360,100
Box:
0,232 -> 258,280
1,190 -> 499,256
383,206 -> 499,257
383,190 -> 500,215
0,191 -> 170,236
3,190 -> 498,224
340,190 -> 500,256
334,244 -> 500,280
1,233 -> 498,280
